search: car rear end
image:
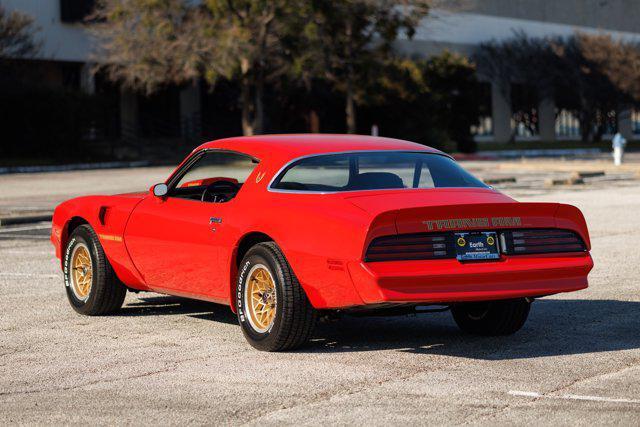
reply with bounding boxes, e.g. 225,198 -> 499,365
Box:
346,190 -> 593,305
269,149 -> 593,309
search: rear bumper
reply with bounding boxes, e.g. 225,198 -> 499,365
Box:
347,253 -> 593,304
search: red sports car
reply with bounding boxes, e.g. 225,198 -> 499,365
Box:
51,135 -> 593,351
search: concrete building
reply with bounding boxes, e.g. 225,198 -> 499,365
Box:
1,0 -> 201,144
3,0 -> 640,143
401,0 -> 640,143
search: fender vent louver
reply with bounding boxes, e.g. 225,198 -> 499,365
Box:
98,206 -> 109,225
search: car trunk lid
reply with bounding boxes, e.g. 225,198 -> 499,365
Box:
344,188 -> 561,234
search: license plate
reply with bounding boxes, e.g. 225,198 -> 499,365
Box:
455,231 -> 500,261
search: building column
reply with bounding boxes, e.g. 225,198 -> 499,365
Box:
491,81 -> 511,143
538,97 -> 556,142
119,86 -> 138,141
80,62 -> 95,95
618,107 -> 633,140
180,80 -> 201,140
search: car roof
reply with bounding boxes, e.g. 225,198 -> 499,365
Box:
194,134 -> 446,163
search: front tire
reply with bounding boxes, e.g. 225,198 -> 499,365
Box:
451,298 -> 530,336
236,242 -> 317,351
63,225 -> 126,315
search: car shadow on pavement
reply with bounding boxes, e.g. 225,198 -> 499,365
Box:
304,299 -> 640,359
119,295 -> 238,325
116,296 -> 640,359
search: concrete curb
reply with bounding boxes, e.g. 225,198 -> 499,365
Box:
480,148 -> 602,158
0,214 -> 53,226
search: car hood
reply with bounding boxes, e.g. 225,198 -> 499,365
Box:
114,191 -> 148,199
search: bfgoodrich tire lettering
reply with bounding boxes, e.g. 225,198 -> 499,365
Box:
237,242 -> 317,351
451,298 -> 531,336
63,224 -> 126,315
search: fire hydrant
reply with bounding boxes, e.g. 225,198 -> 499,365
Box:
612,132 -> 627,166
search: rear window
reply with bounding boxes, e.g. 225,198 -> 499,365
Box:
271,152 -> 487,192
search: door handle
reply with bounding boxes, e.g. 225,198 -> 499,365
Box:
209,217 -> 222,232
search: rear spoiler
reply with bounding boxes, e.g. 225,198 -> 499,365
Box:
367,202 -> 590,251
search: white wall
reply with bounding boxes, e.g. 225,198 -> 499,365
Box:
2,0 -> 92,62
5,2 -> 640,64
412,9 -> 640,47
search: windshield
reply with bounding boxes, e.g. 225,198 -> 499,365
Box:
271,152 -> 487,192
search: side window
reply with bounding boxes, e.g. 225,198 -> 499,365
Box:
275,155 -> 350,191
358,153 -> 414,188
171,151 -> 258,202
418,163 -> 435,188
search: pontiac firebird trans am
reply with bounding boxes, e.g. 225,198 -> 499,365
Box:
51,135 -> 594,351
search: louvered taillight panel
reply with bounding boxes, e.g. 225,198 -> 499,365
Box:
501,229 -> 586,255
365,233 -> 456,262
365,228 -> 587,262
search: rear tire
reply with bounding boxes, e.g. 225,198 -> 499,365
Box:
63,224 -> 126,315
236,242 -> 317,351
451,298 -> 530,336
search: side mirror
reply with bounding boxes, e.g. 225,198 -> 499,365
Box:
152,183 -> 168,197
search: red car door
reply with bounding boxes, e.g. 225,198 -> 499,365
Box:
123,149 -> 258,302
124,196 -> 228,300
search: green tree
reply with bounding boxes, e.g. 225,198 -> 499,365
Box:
360,51 -> 480,151
294,0 -> 430,133
93,0 -> 300,135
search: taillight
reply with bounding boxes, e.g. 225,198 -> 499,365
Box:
365,228 -> 587,262
501,229 -> 586,255
365,233 -> 455,262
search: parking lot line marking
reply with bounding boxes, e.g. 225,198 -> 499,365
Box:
0,250 -> 51,255
510,391 -> 541,398
509,390 -> 640,405
0,235 -> 51,239
0,224 -> 51,233
0,273 -> 59,279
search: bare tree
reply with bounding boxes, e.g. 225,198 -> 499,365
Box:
92,0 -> 301,135
0,6 -> 40,59
475,32 -> 640,143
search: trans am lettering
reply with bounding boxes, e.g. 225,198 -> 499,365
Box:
422,217 -> 521,230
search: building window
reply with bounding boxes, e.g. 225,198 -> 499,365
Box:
511,84 -> 538,138
632,111 -> 640,134
470,82 -> 493,137
597,110 -> 617,136
60,62 -> 81,89
60,0 -> 96,23
555,109 -> 580,139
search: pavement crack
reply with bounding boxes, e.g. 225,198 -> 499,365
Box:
0,357 -> 205,397
550,358 -> 640,395
240,359 -> 466,425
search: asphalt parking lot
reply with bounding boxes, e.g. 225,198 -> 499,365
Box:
1,166 -> 640,425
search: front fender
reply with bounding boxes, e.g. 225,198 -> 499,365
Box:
51,194 -> 148,289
